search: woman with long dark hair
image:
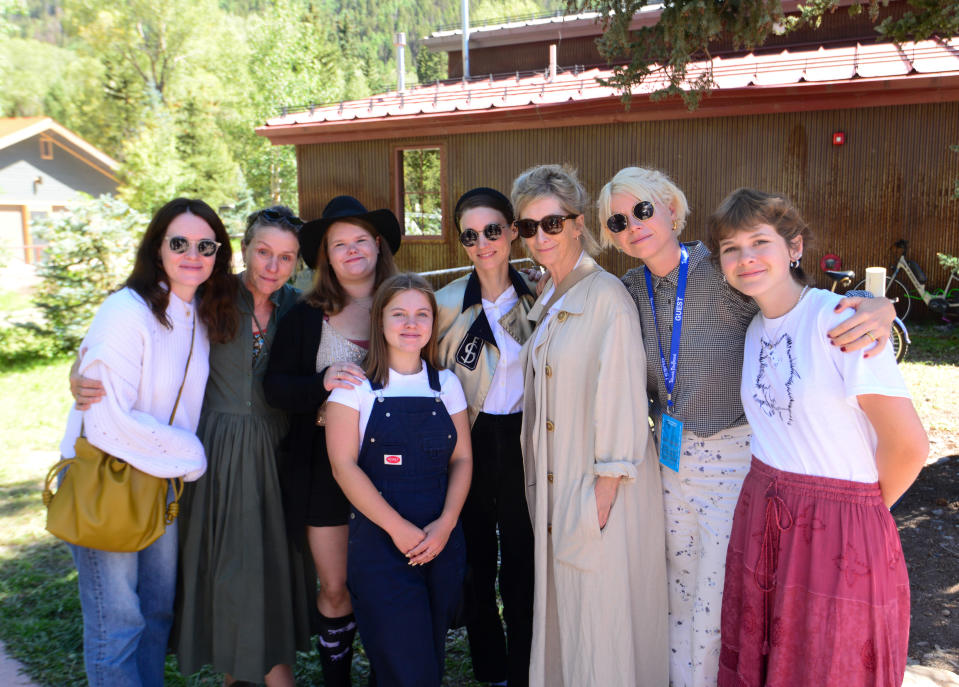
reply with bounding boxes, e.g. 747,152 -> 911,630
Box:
72,206 -> 315,685
59,198 -> 236,687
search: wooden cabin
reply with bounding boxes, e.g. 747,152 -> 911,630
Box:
257,1 -> 959,291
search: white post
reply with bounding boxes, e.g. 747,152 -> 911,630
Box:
461,0 -> 470,79
865,266 -> 886,297
549,44 -> 557,80
395,32 -> 406,92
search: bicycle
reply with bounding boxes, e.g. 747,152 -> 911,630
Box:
822,266 -> 909,363
854,239 -> 959,322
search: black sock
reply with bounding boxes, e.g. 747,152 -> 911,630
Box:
317,612 -> 356,687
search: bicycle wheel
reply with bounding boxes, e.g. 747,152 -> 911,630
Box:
890,321 -> 908,364
853,277 -> 913,321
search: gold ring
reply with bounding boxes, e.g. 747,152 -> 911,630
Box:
866,330 -> 876,342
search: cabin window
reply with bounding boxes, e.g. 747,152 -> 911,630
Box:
39,138 -> 54,160
394,145 -> 444,238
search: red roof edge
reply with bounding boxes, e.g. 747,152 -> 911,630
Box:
256,73 -> 959,145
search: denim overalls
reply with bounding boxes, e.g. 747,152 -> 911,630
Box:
347,364 -> 466,687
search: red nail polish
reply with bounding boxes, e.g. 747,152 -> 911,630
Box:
840,346 -> 847,352
834,305 -> 841,311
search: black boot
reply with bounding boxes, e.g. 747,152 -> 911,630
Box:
317,612 -> 356,687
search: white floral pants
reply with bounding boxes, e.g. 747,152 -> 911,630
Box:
659,424 -> 752,687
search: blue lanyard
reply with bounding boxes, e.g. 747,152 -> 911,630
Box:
643,245 -> 689,413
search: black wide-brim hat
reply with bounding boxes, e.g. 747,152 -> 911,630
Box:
299,195 -> 402,269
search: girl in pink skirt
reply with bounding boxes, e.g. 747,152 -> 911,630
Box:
706,188 -> 928,687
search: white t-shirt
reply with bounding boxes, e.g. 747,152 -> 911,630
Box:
328,361 -> 468,444
481,285 -> 524,415
741,288 -> 911,482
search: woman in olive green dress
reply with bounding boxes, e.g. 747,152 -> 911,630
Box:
72,206 -> 313,687
172,206 -> 315,686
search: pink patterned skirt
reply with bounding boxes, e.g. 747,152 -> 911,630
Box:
718,457 -> 910,687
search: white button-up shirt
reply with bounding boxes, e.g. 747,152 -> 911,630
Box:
481,285 -> 524,415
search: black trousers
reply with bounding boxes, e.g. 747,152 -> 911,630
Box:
461,412 -> 534,686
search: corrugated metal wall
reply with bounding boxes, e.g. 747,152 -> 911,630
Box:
297,101 -> 959,293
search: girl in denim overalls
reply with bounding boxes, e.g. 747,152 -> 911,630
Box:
326,273 -> 473,687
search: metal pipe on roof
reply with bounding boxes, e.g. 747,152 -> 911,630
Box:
395,32 -> 406,91
549,43 -> 557,80
461,0 -> 470,79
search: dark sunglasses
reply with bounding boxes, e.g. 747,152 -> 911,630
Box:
459,223 -> 504,247
167,236 -> 221,257
606,201 -> 655,233
254,208 -> 303,229
513,214 -> 578,239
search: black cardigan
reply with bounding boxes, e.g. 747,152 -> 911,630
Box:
263,299 -> 332,530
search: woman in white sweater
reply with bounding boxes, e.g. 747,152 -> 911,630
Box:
58,198 -> 237,687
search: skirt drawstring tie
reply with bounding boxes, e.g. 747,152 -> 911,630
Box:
754,478 -> 793,655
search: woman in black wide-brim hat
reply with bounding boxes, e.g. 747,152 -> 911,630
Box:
264,195 -> 400,687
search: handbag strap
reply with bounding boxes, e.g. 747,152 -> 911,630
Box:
167,308 -> 196,425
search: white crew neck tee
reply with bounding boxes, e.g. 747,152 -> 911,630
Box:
741,288 -> 911,482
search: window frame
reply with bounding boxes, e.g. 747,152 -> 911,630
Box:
39,136 -> 54,160
391,142 -> 447,244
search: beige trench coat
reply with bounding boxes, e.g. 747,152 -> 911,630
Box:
520,256 -> 668,687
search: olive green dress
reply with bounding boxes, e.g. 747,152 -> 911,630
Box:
172,278 -> 315,681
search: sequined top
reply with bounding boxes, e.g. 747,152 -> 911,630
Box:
314,318 -> 367,425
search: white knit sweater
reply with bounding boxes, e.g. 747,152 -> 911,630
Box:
59,287 -> 210,481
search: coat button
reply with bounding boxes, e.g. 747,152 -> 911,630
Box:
370,437 -> 376,443
544,365 -> 552,377
350,512 -> 355,519
546,420 -> 554,432
547,525 -> 552,534
557,311 -> 568,322
547,472 -> 554,483
385,412 -> 391,417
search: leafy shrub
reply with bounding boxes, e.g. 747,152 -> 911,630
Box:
32,195 -> 146,352
0,323 -> 64,367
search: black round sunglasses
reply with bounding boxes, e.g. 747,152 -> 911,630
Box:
606,201 -> 655,233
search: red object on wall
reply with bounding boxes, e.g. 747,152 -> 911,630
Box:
833,131 -> 845,145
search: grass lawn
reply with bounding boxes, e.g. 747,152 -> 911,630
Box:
1,323 -> 955,685
0,356 -> 481,686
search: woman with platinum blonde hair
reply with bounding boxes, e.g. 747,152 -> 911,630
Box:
514,164 -> 667,687
597,166 -> 897,687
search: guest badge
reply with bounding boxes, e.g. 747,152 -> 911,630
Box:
659,414 -> 683,472
644,245 -> 689,473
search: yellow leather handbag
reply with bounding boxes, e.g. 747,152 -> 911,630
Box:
43,312 -> 194,553
43,442 -> 184,553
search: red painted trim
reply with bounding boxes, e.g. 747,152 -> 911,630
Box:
257,73 -> 959,145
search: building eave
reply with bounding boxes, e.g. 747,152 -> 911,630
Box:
0,117 -> 121,174
256,72 -> 959,146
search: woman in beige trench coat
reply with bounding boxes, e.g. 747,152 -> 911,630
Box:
511,164 -> 668,687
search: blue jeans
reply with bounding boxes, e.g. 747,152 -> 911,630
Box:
69,520 -> 178,687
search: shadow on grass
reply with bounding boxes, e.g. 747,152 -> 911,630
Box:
893,455 -> 959,666
903,322 -> 959,365
0,480 -> 44,519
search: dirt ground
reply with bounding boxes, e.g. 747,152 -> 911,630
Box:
897,454 -> 959,673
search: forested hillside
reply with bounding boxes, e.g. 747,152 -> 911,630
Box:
0,0 -> 562,211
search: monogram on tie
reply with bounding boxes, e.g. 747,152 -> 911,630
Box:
456,334 -> 484,370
